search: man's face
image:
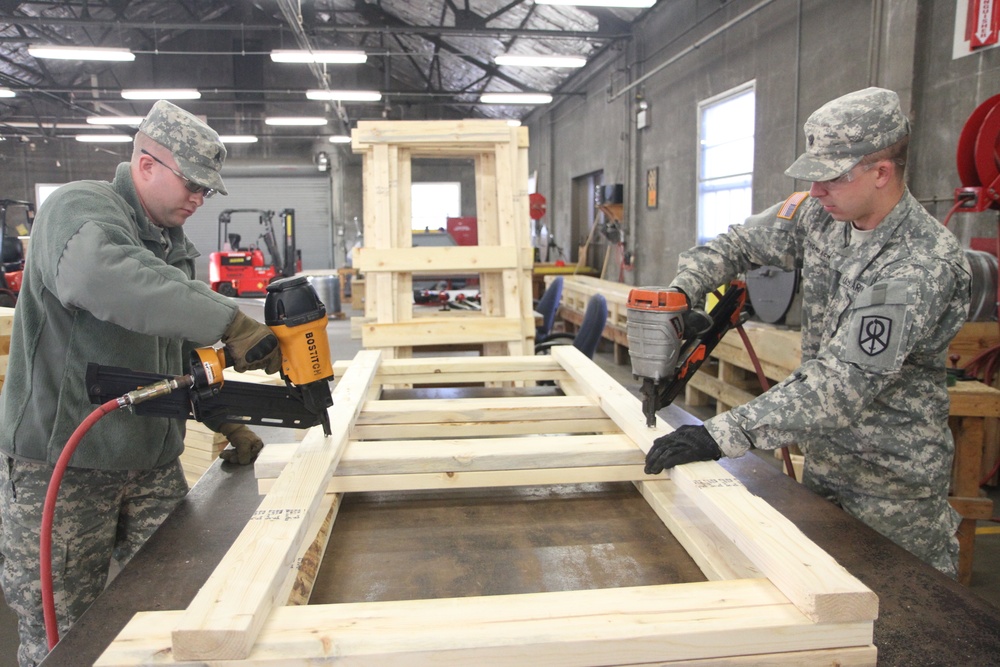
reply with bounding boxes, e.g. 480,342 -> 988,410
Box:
807,162 -> 880,226
136,149 -> 207,229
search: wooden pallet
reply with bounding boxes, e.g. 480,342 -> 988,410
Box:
96,347 -> 877,666
351,120 -> 535,358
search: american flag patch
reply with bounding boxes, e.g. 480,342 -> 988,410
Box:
777,191 -> 809,219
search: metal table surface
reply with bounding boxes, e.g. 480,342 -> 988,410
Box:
41,403 -> 1000,666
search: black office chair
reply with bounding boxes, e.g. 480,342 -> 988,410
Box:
534,276 -> 563,343
535,293 -> 608,359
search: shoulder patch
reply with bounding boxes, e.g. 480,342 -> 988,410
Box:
777,191 -> 809,220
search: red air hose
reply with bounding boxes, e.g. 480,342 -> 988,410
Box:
40,398 -> 122,649
735,324 -> 798,480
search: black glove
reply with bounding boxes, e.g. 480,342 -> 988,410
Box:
221,310 -> 282,374
644,424 -> 722,474
216,422 -> 265,465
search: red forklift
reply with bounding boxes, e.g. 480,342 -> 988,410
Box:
208,208 -> 300,297
0,199 -> 35,307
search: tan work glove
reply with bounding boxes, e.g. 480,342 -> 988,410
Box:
221,310 -> 282,374
217,423 -> 265,465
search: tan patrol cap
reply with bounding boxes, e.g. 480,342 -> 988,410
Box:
138,100 -> 228,195
785,87 -> 909,182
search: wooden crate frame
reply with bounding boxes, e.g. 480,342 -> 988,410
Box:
351,120 -> 535,358
96,346 -> 877,666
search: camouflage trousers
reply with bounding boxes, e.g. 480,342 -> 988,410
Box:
0,456 -> 188,667
804,466 -> 960,578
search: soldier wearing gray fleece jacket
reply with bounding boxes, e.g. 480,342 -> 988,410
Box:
0,100 -> 281,667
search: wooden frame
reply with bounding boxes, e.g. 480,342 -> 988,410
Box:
97,347 -> 877,666
351,120 -> 535,359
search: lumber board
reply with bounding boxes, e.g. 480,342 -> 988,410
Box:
354,245 -> 531,274
638,479 -> 762,581
0,306 -> 14,335
360,316 -> 524,347
550,346 -> 878,625
355,395 -> 605,424
98,580 -> 873,666
169,350 -> 382,661
333,355 -> 562,376
276,492 -> 341,607
353,119 -> 525,147
256,433 -> 641,478
669,462 -> 878,624
350,417 -> 619,440
257,464 -> 657,495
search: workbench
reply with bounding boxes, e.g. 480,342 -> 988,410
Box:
40,398 -> 1000,665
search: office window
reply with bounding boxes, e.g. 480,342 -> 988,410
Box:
411,182 -> 461,231
697,84 -> 755,243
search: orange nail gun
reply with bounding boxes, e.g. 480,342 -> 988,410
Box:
86,276 -> 335,435
626,281 -> 747,427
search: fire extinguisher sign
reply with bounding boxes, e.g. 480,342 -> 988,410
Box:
970,0 -> 1000,48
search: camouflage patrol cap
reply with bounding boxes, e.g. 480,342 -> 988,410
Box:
785,87 -> 909,182
138,100 -> 228,195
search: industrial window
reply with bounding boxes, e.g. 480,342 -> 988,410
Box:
697,84 -> 755,243
411,182 -> 461,231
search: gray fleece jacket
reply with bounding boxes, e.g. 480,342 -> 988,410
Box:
0,163 -> 237,469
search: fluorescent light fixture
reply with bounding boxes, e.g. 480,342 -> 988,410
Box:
306,90 -> 382,102
219,135 -> 259,143
535,0 -> 654,6
121,89 -> 201,100
495,55 -> 586,68
270,50 -> 367,64
75,134 -> 133,143
328,135 -> 352,144
480,93 -> 553,105
506,120 -> 522,127
86,116 -> 144,125
28,45 -> 135,61
265,117 -> 328,126
4,121 -> 94,129
0,88 -> 14,98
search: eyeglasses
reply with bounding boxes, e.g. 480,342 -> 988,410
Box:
820,162 -> 877,187
141,149 -> 217,198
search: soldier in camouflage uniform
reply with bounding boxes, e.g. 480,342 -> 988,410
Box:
645,87 -> 971,577
0,101 -> 281,666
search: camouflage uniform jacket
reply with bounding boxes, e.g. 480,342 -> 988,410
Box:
670,189 -> 971,498
0,162 -> 237,469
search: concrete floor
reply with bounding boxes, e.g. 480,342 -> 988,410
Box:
3,305 -> 1000,665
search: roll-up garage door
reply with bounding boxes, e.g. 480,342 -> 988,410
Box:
182,174 -> 333,284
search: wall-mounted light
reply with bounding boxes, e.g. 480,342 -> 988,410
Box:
265,117 -> 328,126
271,50 -> 367,64
480,93 -> 553,105
316,151 -> 330,172
29,45 -> 135,61
495,55 -> 586,68
121,89 -> 201,100
636,98 -> 650,130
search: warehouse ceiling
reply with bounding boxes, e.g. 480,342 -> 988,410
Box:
0,0 -> 649,141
